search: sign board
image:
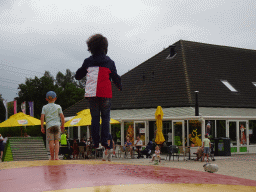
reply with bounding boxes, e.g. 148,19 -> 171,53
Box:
70,118 -> 81,126
18,119 -> 28,125
139,128 -> 145,134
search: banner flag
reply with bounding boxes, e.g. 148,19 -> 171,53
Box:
3,100 -> 8,120
28,101 -> 34,117
14,100 -> 17,114
21,101 -> 26,114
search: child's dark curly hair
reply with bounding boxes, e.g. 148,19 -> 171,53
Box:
86,34 -> 108,55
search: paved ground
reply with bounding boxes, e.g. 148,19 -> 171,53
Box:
1,153 -> 256,191
108,153 -> 256,181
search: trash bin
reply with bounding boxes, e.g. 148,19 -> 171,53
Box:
214,137 -> 231,156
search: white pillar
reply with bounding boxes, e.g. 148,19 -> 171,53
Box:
215,120 -> 217,138
201,118 -> 205,142
78,126 -> 81,142
182,120 -> 185,149
87,126 -> 90,139
146,121 -> 149,145
187,120 -> 189,147
121,121 -> 124,146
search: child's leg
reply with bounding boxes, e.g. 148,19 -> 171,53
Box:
49,140 -> 55,160
54,126 -> 61,160
100,98 -> 111,146
54,140 -> 60,160
89,98 -> 100,148
47,128 -> 55,160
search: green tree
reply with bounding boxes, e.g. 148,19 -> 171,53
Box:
16,71 -> 57,119
16,70 -> 84,119
7,101 -> 14,118
0,94 -> 6,122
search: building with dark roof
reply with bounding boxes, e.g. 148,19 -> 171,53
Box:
64,40 -> 256,155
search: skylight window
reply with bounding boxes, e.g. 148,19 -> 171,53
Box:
221,80 -> 237,92
252,82 -> 256,87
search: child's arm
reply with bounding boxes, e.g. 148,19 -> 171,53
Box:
75,60 -> 89,80
40,114 -> 45,134
60,113 -> 65,133
109,62 -> 122,91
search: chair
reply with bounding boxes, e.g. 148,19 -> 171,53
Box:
78,146 -> 85,159
117,145 -> 125,158
178,146 -> 190,161
166,145 -> 179,161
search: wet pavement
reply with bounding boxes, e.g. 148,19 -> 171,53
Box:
0,154 -> 256,191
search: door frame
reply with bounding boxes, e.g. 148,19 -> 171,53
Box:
134,121 -> 147,145
227,120 -> 248,153
172,120 -> 185,149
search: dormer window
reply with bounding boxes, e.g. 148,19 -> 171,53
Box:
166,45 -> 177,59
221,80 -> 237,92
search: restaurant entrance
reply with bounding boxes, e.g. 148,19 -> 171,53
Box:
172,120 -> 185,148
228,120 -> 248,153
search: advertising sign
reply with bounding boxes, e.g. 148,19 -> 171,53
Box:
18,119 -> 28,125
139,128 -> 145,134
70,118 -> 81,126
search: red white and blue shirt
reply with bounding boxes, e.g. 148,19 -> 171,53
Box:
75,53 -> 122,98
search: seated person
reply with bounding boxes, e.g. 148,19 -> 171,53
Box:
140,141 -> 153,158
123,137 -> 133,158
79,138 -> 86,146
151,145 -> 161,162
134,135 -> 143,159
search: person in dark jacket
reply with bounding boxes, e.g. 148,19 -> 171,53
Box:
140,141 -> 153,158
75,34 -> 122,149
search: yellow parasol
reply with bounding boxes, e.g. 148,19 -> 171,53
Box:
0,112 -> 42,127
64,109 -> 119,127
154,106 -> 165,144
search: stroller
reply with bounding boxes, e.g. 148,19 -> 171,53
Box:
140,141 -> 153,158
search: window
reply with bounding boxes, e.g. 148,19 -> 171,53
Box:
221,80 -> 237,92
166,53 -> 177,59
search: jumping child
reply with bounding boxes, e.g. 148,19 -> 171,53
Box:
41,91 -> 65,160
75,34 -> 122,149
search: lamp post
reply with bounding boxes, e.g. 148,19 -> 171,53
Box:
195,91 -> 199,116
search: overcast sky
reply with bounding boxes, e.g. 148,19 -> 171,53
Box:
0,0 -> 256,102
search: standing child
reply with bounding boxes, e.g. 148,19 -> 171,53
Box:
152,145 -> 161,163
41,91 -> 65,160
202,134 -> 211,162
75,34 -> 122,149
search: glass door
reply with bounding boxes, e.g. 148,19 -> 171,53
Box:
134,121 -> 146,145
228,120 -> 248,153
228,121 -> 237,152
239,121 -> 247,152
172,120 -> 185,148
